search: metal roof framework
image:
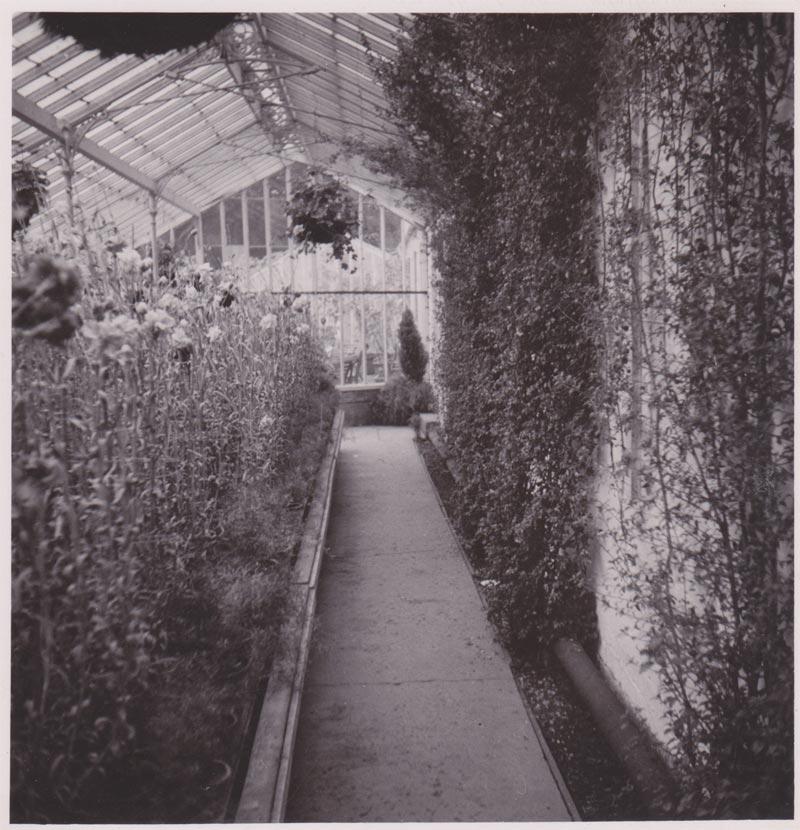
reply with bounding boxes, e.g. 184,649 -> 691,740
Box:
12,12 -> 415,247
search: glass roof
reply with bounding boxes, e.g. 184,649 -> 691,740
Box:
12,13 -> 413,244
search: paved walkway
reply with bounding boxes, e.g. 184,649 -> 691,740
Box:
285,426 -> 574,822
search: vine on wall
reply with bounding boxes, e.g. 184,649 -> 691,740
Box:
361,12 -> 792,816
368,14 -> 608,656
597,15 -> 793,817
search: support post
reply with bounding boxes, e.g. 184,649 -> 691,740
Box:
285,166 -> 293,291
242,189 -> 250,278
263,177 -> 273,293
380,205 -> 389,381
60,126 -> 75,227
195,213 -> 203,267
358,194 -> 367,383
148,191 -> 158,295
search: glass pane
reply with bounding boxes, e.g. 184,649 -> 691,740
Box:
342,296 -> 364,386
290,161 -> 309,192
292,253 -> 313,293
268,171 -> 287,252
361,243 -> 381,291
363,196 -> 380,247
246,180 -> 263,198
318,295 -> 342,384
385,247 -> 402,291
174,220 -> 195,257
364,295 -> 386,384
319,251 -> 349,291
224,196 -> 243,246
385,208 -> 402,252
248,196 -> 266,247
249,245 -> 266,261
202,205 -> 220,246
386,294 -> 405,377
207,245 -> 223,270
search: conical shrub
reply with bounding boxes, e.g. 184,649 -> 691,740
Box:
398,308 -> 428,383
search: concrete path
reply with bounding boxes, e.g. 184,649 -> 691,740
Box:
285,426 -> 574,822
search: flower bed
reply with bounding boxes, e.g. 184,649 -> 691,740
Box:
11,232 -> 336,821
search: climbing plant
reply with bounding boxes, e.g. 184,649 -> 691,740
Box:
360,12 -> 792,817
287,173 -> 358,269
596,15 -> 793,818
363,13 -> 609,656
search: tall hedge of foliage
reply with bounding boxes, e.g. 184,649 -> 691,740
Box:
365,13 -> 792,817
369,13 -> 607,656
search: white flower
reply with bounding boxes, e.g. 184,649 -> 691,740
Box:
107,314 -> 140,338
170,326 -> 192,350
259,312 -> 278,331
157,276 -> 168,286
184,284 -> 199,301
141,257 -> 154,269
292,295 -> 309,311
198,262 -> 212,273
143,308 -> 176,334
258,414 -> 274,430
83,313 -> 140,361
116,248 -> 142,276
158,293 -> 183,313
134,301 -> 148,315
296,322 -> 310,336
207,325 -> 223,343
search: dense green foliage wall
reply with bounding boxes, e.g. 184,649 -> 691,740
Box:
365,13 -> 793,817
370,12 -> 607,656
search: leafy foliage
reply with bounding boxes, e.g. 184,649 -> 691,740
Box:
287,174 -> 358,269
13,161 -> 48,237
11,221 -> 336,821
596,15 -> 793,818
371,374 -> 435,425
397,308 -> 428,382
363,13 -> 606,657
363,12 -> 792,817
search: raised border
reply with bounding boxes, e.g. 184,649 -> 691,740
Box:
234,409 -> 345,823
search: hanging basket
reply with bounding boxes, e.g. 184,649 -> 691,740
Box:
39,13 -> 238,58
287,176 -> 359,270
12,162 -> 48,237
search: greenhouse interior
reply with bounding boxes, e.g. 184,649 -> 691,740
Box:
11,11 -> 794,825
13,12 -> 432,391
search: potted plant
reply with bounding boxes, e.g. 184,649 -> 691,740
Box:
287,174 -> 358,270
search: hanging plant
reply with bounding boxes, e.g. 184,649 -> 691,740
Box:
12,161 -> 48,237
39,13 -> 237,58
287,175 -> 358,270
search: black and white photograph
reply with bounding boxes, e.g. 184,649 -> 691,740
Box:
9,8 -> 794,823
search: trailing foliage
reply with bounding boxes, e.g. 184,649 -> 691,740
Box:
364,12 -> 792,817
287,173 -> 358,269
595,15 -> 793,818
11,223 -> 335,820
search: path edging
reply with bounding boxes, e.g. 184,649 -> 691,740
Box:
416,427 -> 681,818
412,434 -> 581,821
234,409 -> 345,823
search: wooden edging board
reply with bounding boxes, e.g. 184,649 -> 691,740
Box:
234,409 -> 345,823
